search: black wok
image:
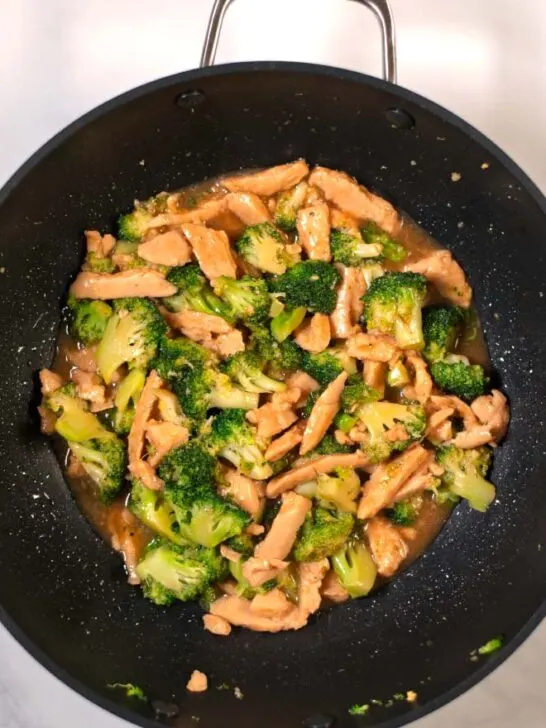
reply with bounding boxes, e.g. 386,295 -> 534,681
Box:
1,1 -> 545,726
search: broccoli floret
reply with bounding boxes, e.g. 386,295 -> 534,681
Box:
118,194 -> 168,242
386,359 -> 411,388
153,336 -> 211,381
357,401 -> 426,461
84,252 -> 116,274
208,409 -> 273,480
111,368 -> 146,435
331,539 -> 378,597
236,222 -> 290,275
221,350 -> 286,394
213,275 -> 271,327
228,558 -> 276,599
364,272 -> 427,350
386,500 -> 418,526
165,264 -> 233,321
330,228 -> 383,267
301,389 -> 321,419
129,479 -> 186,545
224,532 -> 255,557
316,468 -> 361,513
340,374 -> 381,418
250,327 -> 303,373
436,445 -> 495,512
269,260 -> 341,315
430,360 -> 488,402
158,441 -> 218,490
293,507 -> 354,562
111,240 -> 162,272
302,346 -> 357,386
96,298 -> 166,384
136,540 -> 227,605
68,298 -> 113,346
173,365 -> 259,424
274,181 -> 308,232
422,305 -> 466,363
361,222 -> 407,263
308,433 -> 353,458
270,306 -> 306,342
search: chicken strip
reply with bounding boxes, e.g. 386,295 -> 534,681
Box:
39,368 -> 63,395
347,332 -> 400,362
403,352 -> 433,403
128,370 -> 164,490
405,250 -> 472,307
254,492 -> 311,562
300,371 -> 347,455
321,569 -> 349,603
108,505 -> 149,585
186,670 -> 208,693
202,329 -> 246,358
296,201 -> 331,261
145,421 -> 189,467
222,160 -> 309,196
266,451 -> 369,497
294,313 -> 331,353
85,230 -> 116,257
161,308 -> 233,340
146,197 -> 228,229
363,360 -> 387,399
226,192 -> 271,225
265,421 -> 306,462
181,223 -> 237,281
203,614 -> 232,636
470,389 -> 509,442
250,589 -> 293,618
69,269 -> 177,299
71,369 -> 107,408
429,394 -> 477,429
220,468 -> 265,520
246,389 -> 300,438
138,229 -> 192,267
357,444 -> 430,519
309,166 -> 400,235
330,266 -> 365,338
367,516 -> 409,577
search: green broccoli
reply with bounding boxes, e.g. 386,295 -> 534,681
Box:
221,350 -> 286,394
268,260 -> 341,315
436,445 -> 495,512
128,479 -> 186,545
67,297 -> 113,346
316,468 -> 361,513
331,539 -> 378,597
96,298 -> 166,384
357,401 -> 426,462
270,306 -> 306,342
274,181 -> 308,232
153,336 -> 211,381
250,327 -> 304,373
429,360 -> 488,402
236,222 -> 290,275
422,305 -> 466,363
228,558 -> 276,599
340,374 -> 381,419
136,540 -> 227,605
118,194 -> 168,242
386,359 -> 411,388
305,433 -> 353,459
363,272 -> 427,350
164,264 -> 233,320
208,409 -> 273,480
302,346 -> 357,387
213,275 -> 271,327
84,252 -> 115,274
110,240 -> 160,272
224,532 -> 255,557
293,507 -> 354,562
46,385 -> 126,503
330,228 -> 383,267
111,368 -> 146,435
301,389 -> 321,419
361,221 -> 407,263
386,500 -> 418,526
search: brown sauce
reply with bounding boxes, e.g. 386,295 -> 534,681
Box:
49,171 -> 491,587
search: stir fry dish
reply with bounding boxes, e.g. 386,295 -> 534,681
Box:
38,160 -> 509,635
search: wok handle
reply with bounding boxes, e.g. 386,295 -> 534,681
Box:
199,0 -> 397,84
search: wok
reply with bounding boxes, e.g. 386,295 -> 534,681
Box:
1,1 -> 545,726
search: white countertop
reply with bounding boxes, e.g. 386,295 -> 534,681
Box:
1,1 -> 545,726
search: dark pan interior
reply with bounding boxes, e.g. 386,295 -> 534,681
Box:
0,63 -> 545,728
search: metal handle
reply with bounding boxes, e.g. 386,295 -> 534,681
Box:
200,0 -> 397,84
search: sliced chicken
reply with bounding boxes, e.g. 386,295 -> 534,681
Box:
403,352 -> 433,403
181,223 -> 237,281
357,444 -> 430,519
321,570 -> 349,603
145,420 -> 189,467
330,207 -> 361,231
266,451 -> 369,497
222,160 -> 309,196
226,192 -> 271,225
161,308 -> 233,340
39,368 -> 63,395
294,313 -> 331,353
128,370 -> 164,490
366,516 -> 409,577
250,589 -> 293,618
330,266 -> 364,338
284,371 -> 320,406
240,557 -> 289,588
202,329 -> 246,358
66,345 -> 99,373
85,230 -> 116,257
186,670 -> 208,693
426,408 -> 455,443
71,369 -> 107,407
347,332 -> 400,362
300,371 -> 347,455
405,250 -> 472,307
220,468 -> 265,520
203,614 -> 232,636
108,505 -> 149,585
146,197 -> 228,229
265,421 -> 306,462
428,394 -> 478,429
69,269 -> 177,299
363,360 -> 387,398
138,229 -> 192,267
254,492 -> 311,563
470,390 -> 509,443
296,201 -> 331,261
394,452 -> 438,501
451,427 -> 494,449
308,166 -> 400,235
246,389 -> 300,438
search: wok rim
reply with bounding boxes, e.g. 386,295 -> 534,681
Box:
0,60 -> 544,728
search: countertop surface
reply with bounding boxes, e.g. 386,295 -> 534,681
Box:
1,1 -> 545,727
